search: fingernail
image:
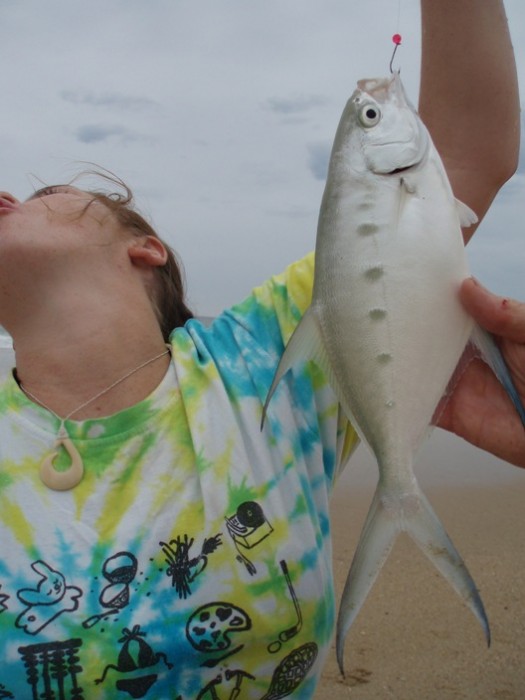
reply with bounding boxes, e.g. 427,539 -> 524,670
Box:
468,276 -> 489,292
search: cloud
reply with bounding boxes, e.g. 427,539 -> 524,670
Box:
265,94 -> 328,115
74,124 -> 144,144
307,141 -> 331,181
61,90 -> 159,111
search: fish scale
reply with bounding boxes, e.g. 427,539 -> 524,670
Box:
262,72 -> 525,674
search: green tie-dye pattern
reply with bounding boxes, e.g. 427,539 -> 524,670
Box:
0,254 -> 358,699
226,475 -> 260,511
0,466 -> 13,491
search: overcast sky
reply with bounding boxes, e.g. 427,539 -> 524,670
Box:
1,0 -> 524,317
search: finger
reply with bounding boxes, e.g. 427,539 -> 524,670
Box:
459,277 -> 525,343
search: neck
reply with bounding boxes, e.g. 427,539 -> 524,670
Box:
11,303 -> 171,421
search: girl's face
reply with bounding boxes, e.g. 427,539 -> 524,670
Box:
0,185 -> 123,268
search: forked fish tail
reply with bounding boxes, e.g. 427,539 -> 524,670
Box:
335,478 -> 490,675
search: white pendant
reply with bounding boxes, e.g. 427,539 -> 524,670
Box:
40,436 -> 84,491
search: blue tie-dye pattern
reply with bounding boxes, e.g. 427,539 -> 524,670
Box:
0,254 -> 358,699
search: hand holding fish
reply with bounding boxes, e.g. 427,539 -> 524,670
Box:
438,278 -> 525,467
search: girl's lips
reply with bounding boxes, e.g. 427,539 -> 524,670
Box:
0,198 -> 17,212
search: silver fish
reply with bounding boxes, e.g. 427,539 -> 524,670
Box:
263,72 -> 525,673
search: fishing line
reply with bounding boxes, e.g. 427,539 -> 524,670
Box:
395,0 -> 402,32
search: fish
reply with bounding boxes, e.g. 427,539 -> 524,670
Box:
262,72 -> 525,674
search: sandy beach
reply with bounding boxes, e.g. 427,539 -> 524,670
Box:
316,433 -> 525,699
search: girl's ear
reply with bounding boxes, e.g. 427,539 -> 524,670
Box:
128,236 -> 168,268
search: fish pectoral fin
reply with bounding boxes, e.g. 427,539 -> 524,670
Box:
433,324 -> 525,430
470,324 -> 525,427
261,308 -> 326,429
336,482 -> 490,675
455,198 -> 478,228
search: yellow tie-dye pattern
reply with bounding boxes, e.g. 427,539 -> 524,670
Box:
94,434 -> 157,540
0,254 -> 354,698
1,492 -> 37,552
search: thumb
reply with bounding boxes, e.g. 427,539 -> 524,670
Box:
460,278 -> 525,343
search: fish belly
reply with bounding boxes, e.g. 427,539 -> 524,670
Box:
314,170 -> 472,464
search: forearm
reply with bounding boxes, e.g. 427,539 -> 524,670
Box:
418,0 -> 520,240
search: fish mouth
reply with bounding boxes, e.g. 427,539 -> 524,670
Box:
387,164 -> 414,175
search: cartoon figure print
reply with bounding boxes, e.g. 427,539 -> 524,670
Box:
16,560 -> 82,635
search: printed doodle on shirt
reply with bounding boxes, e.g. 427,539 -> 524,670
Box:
260,642 -> 318,700
225,500 -> 273,575
267,561 -> 302,654
186,601 -> 251,667
83,551 -> 138,629
0,584 -> 9,613
160,533 -> 222,599
16,560 -> 82,635
196,669 -> 256,700
18,638 -> 84,700
95,624 -> 173,698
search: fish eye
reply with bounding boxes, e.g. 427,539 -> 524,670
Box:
358,104 -> 381,128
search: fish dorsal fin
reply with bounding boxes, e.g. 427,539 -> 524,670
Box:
455,198 -> 478,228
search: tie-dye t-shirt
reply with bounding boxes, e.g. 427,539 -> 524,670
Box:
0,254 -> 358,700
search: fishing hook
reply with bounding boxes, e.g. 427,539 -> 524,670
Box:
389,33 -> 402,73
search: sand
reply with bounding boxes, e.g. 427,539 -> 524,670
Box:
316,436 -> 525,700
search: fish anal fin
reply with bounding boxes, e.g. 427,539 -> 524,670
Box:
336,480 -> 489,675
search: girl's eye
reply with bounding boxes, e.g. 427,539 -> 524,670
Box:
34,187 -> 62,198
29,185 -> 73,200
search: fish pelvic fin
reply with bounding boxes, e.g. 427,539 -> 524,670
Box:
261,308 -> 328,429
336,480 -> 490,676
